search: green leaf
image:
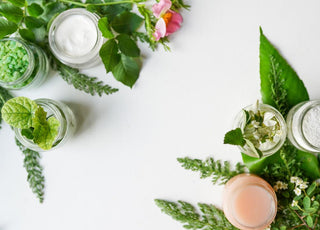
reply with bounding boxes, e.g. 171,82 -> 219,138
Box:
21,128 -> 34,139
7,0 -> 25,7
99,39 -> 120,73
260,28 -> 309,116
0,86 -> 13,130
307,182 -> 317,196
306,215 -> 313,228
42,2 -> 67,23
0,19 -> 17,39
297,150 -> 320,180
27,3 -> 44,17
98,17 -> 114,39
1,97 -> 38,129
224,128 -> 245,146
303,196 -> 311,209
117,34 -> 140,57
0,3 -> 23,24
25,16 -> 45,29
241,150 -> 281,173
112,54 -> 140,88
111,12 -> 143,34
32,107 -> 60,150
19,28 -> 35,41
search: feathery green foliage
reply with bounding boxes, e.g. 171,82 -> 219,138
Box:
177,157 -> 246,185
15,138 -> 45,203
57,62 -> 119,96
155,200 -> 238,230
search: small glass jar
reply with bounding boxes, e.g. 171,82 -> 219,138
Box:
0,38 -> 49,90
233,103 -> 287,158
223,174 -> 277,230
14,98 -> 76,152
287,100 -> 320,153
48,8 -> 103,68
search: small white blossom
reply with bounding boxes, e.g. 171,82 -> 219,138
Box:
263,112 -> 277,127
291,200 -> 299,207
291,176 -> 299,183
273,185 -> 279,192
294,187 -> 301,196
296,178 -> 303,186
299,182 -> 308,189
281,183 -> 288,190
274,181 -> 288,191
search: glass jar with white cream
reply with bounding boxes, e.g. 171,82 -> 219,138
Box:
48,8 -> 103,68
287,100 -> 320,153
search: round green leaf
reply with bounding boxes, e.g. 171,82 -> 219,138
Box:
27,3 -> 44,17
117,34 -> 140,57
0,18 -> 17,39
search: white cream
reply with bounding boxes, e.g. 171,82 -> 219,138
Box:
54,14 -> 98,57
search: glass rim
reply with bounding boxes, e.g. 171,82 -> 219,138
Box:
48,8 -> 103,67
0,37 -> 35,87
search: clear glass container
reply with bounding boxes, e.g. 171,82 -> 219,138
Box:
287,100 -> 320,153
0,38 -> 49,90
233,103 -> 287,157
14,98 -> 76,152
223,174 -> 277,230
48,8 -> 103,68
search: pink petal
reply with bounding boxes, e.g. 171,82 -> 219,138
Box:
165,10 -> 183,35
152,0 -> 172,18
153,18 -> 167,41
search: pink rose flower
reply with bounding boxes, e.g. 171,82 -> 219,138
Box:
152,0 -> 183,41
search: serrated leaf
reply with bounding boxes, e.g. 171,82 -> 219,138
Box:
21,128 -> 34,139
25,16 -> 45,29
260,28 -> 309,116
32,107 -> 60,150
19,28 -> 35,41
303,196 -> 311,209
224,128 -> 245,146
27,3 -> 43,17
98,17 -> 114,39
1,97 -> 38,129
111,12 -> 143,34
99,39 -> 120,73
112,54 -> 140,88
7,0 -> 25,7
117,34 -> 140,57
0,3 -> 23,24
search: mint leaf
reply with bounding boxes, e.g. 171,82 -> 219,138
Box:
1,97 -> 38,129
0,18 -> 18,39
27,3 -> 44,17
21,128 -> 34,139
99,39 -> 120,73
223,128 -> 246,147
0,3 -> 23,24
19,28 -> 35,41
7,0 -> 25,7
25,16 -> 45,29
260,28 -> 309,116
32,107 -> 60,150
111,12 -> 143,34
117,34 -> 140,57
112,54 -> 140,88
98,17 -> 114,39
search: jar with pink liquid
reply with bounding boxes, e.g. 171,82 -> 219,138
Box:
223,174 -> 277,230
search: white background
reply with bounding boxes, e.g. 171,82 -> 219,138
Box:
2,0 -> 320,229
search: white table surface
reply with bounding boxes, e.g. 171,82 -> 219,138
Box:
2,0 -> 320,229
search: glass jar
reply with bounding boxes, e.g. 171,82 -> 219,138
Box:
14,98 -> 76,152
48,8 -> 103,68
233,103 -> 287,158
0,38 -> 49,90
223,174 -> 277,230
287,100 -> 320,153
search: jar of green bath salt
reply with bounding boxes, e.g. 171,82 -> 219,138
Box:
0,38 -> 49,90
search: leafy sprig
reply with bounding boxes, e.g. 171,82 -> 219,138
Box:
16,138 -> 45,203
177,157 -> 246,185
155,200 -> 238,230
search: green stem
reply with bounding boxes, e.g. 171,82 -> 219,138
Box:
58,0 -> 145,7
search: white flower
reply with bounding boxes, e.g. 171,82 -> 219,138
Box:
291,176 -> 299,183
296,178 -> 303,186
294,187 -> 301,196
273,185 -> 279,192
263,112 -> 277,127
281,183 -> 288,190
299,182 -> 308,189
291,200 -> 299,207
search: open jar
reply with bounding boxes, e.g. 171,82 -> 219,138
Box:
223,174 -> 277,230
233,103 -> 287,158
287,100 -> 320,153
0,38 -> 49,90
48,8 -> 103,68
14,98 -> 76,152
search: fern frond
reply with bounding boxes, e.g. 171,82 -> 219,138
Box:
177,157 -> 246,185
